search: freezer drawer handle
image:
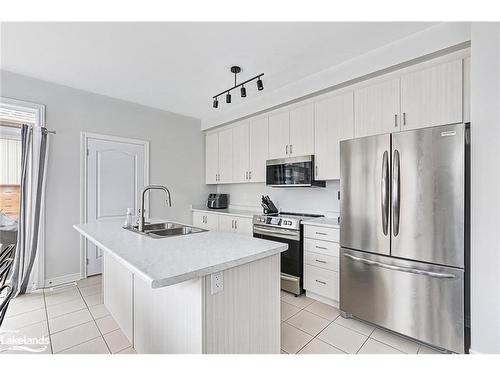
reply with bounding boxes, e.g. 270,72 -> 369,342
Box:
381,150 -> 389,235
342,253 -> 456,279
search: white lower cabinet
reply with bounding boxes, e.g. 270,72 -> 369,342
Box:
103,253 -> 133,342
303,224 -> 340,307
192,211 -> 219,231
193,211 -> 253,236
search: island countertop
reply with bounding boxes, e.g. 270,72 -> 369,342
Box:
74,219 -> 287,289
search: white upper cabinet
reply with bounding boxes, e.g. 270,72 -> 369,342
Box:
248,116 -> 268,183
232,121 -> 250,183
289,103 -> 314,157
205,132 -> 219,184
400,59 -> 463,130
314,92 -> 354,180
268,111 -> 290,159
354,78 -> 401,138
217,128 -> 233,183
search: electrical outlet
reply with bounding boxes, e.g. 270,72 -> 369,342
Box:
211,271 -> 224,295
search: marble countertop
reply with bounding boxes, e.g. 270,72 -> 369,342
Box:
191,205 -> 261,219
74,218 -> 286,289
302,217 -> 340,228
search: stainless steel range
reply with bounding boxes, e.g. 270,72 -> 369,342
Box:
253,212 -> 323,295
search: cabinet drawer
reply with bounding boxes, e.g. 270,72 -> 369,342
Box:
304,238 -> 339,257
304,265 -> 339,301
305,251 -> 339,272
304,225 -> 339,242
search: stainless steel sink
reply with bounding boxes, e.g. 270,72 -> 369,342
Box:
125,222 -> 207,238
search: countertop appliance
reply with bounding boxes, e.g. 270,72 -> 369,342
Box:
206,193 -> 228,209
253,212 -> 323,295
266,155 -> 326,188
339,123 -> 470,354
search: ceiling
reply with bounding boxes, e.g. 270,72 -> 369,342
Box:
0,22 -> 439,121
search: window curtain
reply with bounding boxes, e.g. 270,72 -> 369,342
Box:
10,124 -> 48,295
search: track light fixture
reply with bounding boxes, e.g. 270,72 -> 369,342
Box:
212,66 -> 264,108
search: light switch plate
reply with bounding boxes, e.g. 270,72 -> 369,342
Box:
211,271 -> 224,295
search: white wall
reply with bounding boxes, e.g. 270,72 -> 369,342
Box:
216,181 -> 339,216
0,70 -> 209,282
470,23 -> 500,354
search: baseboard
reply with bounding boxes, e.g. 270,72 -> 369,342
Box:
305,291 -> 339,308
44,273 -> 81,288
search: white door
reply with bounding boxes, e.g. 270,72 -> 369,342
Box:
205,133 -> 219,184
289,103 -> 314,157
354,78 -> 401,137
400,59 -> 463,130
217,128 -> 233,183
314,92 -> 354,180
232,122 -> 250,183
86,136 -> 147,275
268,111 -> 290,159
248,116 -> 268,183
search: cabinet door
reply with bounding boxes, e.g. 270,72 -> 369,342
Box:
248,117 -> 268,183
314,92 -> 354,180
234,217 -> 253,236
205,133 -> 219,184
354,78 -> 401,137
218,215 -> 235,233
401,59 -> 463,130
268,111 -> 290,159
192,211 -> 206,229
205,213 -> 219,231
217,128 -> 233,183
232,122 -> 250,183
289,103 -> 314,157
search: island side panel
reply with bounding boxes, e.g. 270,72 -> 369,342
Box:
103,252 -> 134,343
203,253 -> 281,354
133,276 -> 203,354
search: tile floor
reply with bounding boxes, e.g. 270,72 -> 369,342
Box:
0,275 -> 136,354
1,275 -> 443,354
279,290 -> 444,354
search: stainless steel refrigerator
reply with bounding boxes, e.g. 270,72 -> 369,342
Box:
339,123 -> 470,354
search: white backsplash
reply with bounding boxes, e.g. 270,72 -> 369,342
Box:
215,181 -> 340,216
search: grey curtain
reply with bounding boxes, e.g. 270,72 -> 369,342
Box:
10,124 -> 48,295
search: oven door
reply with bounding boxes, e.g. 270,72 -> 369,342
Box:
266,155 -> 318,187
253,225 -> 303,295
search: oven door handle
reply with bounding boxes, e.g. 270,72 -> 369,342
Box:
253,226 -> 300,240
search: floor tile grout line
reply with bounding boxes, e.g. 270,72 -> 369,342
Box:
368,326 -> 422,354
366,337 -> 407,354
313,336 -> 349,354
42,288 -> 54,354
75,282 -> 112,354
54,333 -> 103,354
355,335 -> 371,354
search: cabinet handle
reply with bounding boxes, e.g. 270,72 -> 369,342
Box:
315,279 -> 327,285
231,220 -> 234,229
315,259 -> 327,264
315,245 -> 327,250
315,232 -> 327,236
249,171 -> 251,180
394,114 -> 398,127
403,112 -> 406,126
286,145 -> 289,154
246,171 -> 248,180
290,144 -> 293,154
315,165 -> 318,177
234,220 -> 237,229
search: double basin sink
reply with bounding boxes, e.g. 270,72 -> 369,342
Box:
125,222 -> 206,238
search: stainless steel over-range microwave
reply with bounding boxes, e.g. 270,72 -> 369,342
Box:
266,155 -> 326,188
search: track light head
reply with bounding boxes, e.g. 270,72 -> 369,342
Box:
226,92 -> 231,103
240,85 -> 247,98
213,97 -> 218,108
257,77 -> 264,91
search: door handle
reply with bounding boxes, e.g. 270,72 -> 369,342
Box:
343,253 -> 456,279
381,150 -> 389,236
392,149 -> 400,237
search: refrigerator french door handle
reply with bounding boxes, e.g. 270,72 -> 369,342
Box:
381,150 -> 389,235
342,253 -> 456,279
392,149 -> 400,237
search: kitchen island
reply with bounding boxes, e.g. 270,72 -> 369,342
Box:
74,219 -> 286,354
